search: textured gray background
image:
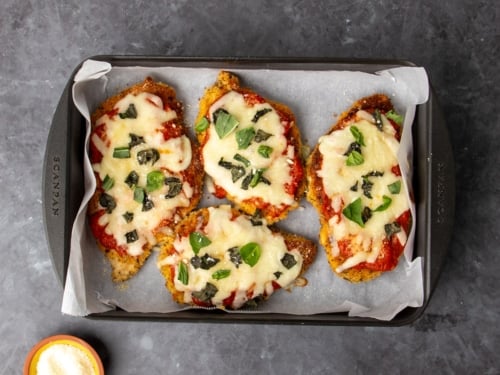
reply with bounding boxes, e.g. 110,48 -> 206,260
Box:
1,0 -> 499,374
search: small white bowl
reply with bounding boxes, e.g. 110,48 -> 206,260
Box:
24,334 -> 104,375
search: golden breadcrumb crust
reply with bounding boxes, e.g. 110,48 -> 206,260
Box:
196,71 -> 306,224
157,206 -> 317,307
306,94 -> 401,282
87,77 -> 203,282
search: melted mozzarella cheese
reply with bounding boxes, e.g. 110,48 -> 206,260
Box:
159,205 -> 303,308
318,111 -> 409,272
202,91 -> 294,206
92,92 -> 193,256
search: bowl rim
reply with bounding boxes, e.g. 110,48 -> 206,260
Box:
23,334 -> 104,375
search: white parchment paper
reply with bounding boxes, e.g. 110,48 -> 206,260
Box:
62,60 -> 429,320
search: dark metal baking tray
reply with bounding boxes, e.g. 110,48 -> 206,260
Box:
42,56 -> 455,325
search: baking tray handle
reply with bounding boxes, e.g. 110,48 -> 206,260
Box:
428,90 -> 456,295
42,80 -> 85,286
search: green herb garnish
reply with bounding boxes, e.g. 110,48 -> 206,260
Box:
228,247 -> 242,268
195,117 -> 210,133
346,150 -> 364,166
192,283 -> 218,302
362,178 -> 374,199
257,145 -> 273,158
252,108 -> 272,123
125,170 -> 139,188
342,198 -> 365,227
128,133 -> 144,148
137,148 -> 160,165
235,127 -> 255,150
102,174 -> 114,191
122,212 -> 134,223
190,254 -> 219,270
373,195 -> 392,212
249,168 -> 268,188
113,146 -> 131,159
146,170 -> 165,192
281,253 -> 297,269
350,126 -> 366,146
254,129 -> 273,142
212,269 -> 231,280
234,153 -> 250,167
119,104 -> 137,119
239,242 -> 261,267
213,108 -> 239,139
388,181 -> 401,194
99,193 -> 116,213
385,222 -> 402,237
386,110 -> 403,126
164,177 -> 183,198
189,232 -> 211,255
125,230 -> 138,243
133,187 -> 145,204
178,262 -> 189,285
373,109 -> 383,131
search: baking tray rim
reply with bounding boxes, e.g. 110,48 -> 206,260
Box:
42,55 -> 455,326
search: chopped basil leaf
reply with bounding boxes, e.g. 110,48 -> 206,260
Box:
344,141 -> 362,156
385,222 -> 402,237
241,172 -> 253,190
228,247 -> 242,268
113,146 -> 131,159
189,232 -> 211,255
146,170 -> 165,192
274,271 -> 282,279
128,133 -> 144,148
236,127 -> 255,150
102,174 -> 114,191
240,242 -> 261,267
281,253 -> 297,269
213,108 -> 239,139
254,129 -> 273,142
125,230 -> 138,243
386,110 -> 403,126
373,195 -> 392,212
373,109 -> 383,131
363,171 -> 384,177
133,187 -> 145,203
125,170 -> 139,188
218,158 -> 234,170
192,283 -> 218,302
218,159 -> 246,182
119,104 -> 137,119
99,193 -> 116,213
164,177 -> 183,198
249,168 -> 271,187
191,253 -> 220,270
142,195 -> 154,211
233,153 -> 250,167
178,262 -> 189,285
346,150 -> 364,166
195,117 -> 210,132
252,108 -> 272,123
212,269 -> 231,280
257,145 -> 273,158
137,148 -> 160,165
343,198 -> 365,227
388,181 -> 401,194
350,181 -> 359,192
362,178 -> 374,199
350,126 -> 366,146
122,212 -> 134,223
231,165 -> 246,182
250,210 -> 263,226
362,206 -> 372,223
